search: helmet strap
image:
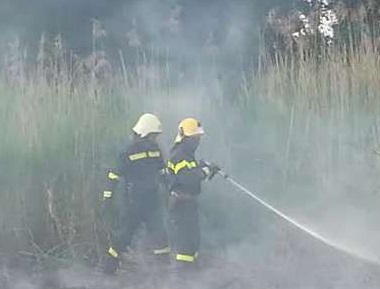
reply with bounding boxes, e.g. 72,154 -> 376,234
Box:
179,127 -> 185,137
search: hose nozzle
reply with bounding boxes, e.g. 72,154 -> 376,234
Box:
217,170 -> 229,179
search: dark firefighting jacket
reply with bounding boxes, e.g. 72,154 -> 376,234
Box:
166,137 -> 207,196
103,136 -> 165,202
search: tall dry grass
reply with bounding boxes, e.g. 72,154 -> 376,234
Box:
234,32 -> 380,219
2,22 -> 380,268
0,35 -> 174,267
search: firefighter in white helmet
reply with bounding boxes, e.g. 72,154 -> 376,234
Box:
102,113 -> 169,274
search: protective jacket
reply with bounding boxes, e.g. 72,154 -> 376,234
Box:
104,137 -> 164,198
167,137 -> 207,196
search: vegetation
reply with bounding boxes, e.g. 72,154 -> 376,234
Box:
1,0 -> 380,271
0,36 -> 159,267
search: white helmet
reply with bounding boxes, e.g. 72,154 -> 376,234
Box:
132,113 -> 162,137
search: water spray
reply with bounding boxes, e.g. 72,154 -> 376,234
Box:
216,170 -> 380,266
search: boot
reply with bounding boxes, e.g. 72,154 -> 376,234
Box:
102,254 -> 120,275
154,253 -> 171,266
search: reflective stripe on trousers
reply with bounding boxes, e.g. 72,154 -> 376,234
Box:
154,246 -> 171,255
175,252 -> 198,263
107,247 -> 119,258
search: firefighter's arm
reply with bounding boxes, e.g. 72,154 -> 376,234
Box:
157,150 -> 171,188
199,160 -> 221,180
100,153 -> 129,228
100,169 -> 120,228
102,153 -> 128,201
174,165 -> 207,187
102,169 -> 121,201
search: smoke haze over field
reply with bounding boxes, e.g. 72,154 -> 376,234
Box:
0,0 -> 292,57
3,88 -> 380,288
1,0 -> 380,288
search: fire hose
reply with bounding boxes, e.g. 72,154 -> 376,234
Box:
215,169 -> 380,265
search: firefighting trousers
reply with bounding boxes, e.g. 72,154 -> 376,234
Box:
110,191 -> 169,257
169,195 -> 200,263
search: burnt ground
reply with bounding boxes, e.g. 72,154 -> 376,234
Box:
0,238 -> 380,289
2,228 -> 380,289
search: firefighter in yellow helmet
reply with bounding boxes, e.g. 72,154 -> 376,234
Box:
166,118 -> 220,273
102,113 -> 169,275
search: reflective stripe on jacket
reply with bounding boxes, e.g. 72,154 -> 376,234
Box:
167,138 -> 206,196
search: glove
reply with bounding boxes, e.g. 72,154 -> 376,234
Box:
159,168 -> 171,189
200,160 -> 221,180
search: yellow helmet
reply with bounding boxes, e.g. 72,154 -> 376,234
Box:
175,118 -> 204,143
132,113 -> 162,137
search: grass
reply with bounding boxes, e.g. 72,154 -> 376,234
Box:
1,27 -> 380,268
0,40 -> 149,263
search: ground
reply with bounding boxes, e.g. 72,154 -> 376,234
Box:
4,240 -> 380,289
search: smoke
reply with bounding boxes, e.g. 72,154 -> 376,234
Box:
0,0 -> 291,59
2,0 -> 380,288
220,107 -> 380,288
130,81 -> 380,288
